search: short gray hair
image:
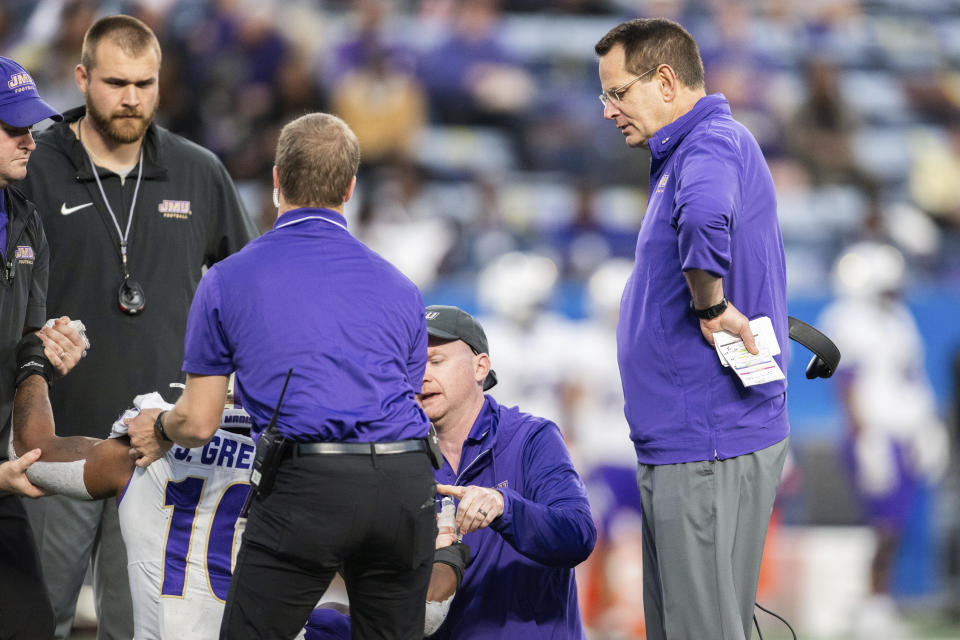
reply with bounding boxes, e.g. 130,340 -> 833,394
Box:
275,113 -> 360,209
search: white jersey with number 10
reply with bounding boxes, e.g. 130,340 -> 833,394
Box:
118,408 -> 254,640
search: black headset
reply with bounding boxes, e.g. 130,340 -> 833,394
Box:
788,316 -> 841,380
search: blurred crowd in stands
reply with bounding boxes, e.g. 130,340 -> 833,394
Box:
4,0 -> 960,297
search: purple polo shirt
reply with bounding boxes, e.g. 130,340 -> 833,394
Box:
617,94 -> 789,465
183,207 -> 430,442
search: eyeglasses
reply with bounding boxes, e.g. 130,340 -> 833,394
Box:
598,66 -> 658,106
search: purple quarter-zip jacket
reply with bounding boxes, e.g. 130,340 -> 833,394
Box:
617,94 -> 789,465
432,395 -> 596,639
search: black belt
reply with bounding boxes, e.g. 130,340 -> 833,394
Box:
293,439 -> 427,456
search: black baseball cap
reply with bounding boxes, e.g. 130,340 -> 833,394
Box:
425,305 -> 498,390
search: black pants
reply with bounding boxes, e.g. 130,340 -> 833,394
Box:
0,494 -> 55,640
220,450 -> 436,640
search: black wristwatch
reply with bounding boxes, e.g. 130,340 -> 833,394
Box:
154,410 -> 172,442
691,297 -> 728,320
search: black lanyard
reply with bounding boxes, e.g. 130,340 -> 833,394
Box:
79,118 -> 147,315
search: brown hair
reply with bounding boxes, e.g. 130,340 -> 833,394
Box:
595,18 -> 704,90
275,113 -> 361,208
80,14 -> 161,72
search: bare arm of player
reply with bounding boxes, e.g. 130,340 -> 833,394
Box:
424,526 -> 468,635
427,563 -> 458,603
127,373 -> 228,467
12,376 -> 99,461
11,376 -> 134,499
82,439 -> 138,499
428,524 -> 460,602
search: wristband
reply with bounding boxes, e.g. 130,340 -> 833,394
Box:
691,297 -> 728,320
15,334 -> 54,387
433,542 -> 471,590
154,411 -> 172,442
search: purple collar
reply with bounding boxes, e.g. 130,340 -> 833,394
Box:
648,93 -> 731,161
273,207 -> 348,232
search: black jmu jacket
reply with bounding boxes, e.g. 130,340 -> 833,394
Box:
0,185 -> 48,450
18,105 -> 257,438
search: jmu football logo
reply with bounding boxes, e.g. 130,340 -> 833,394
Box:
655,172 -> 670,194
158,199 -> 192,219
15,245 -> 35,265
425,311 -> 440,320
7,72 -> 36,93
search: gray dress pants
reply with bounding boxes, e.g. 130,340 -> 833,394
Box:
638,437 -> 789,640
24,496 -> 133,640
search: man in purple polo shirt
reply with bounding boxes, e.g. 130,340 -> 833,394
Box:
126,112 -> 436,639
596,19 -> 790,639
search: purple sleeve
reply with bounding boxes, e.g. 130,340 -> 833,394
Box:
182,267 -> 234,375
304,607 -> 351,639
489,421 -> 597,568
673,136 -> 741,278
406,294 -> 427,390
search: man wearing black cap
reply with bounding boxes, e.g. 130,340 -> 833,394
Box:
0,54 -> 86,640
420,304 -> 597,639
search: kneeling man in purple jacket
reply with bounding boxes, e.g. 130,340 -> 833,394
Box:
421,304 -> 596,639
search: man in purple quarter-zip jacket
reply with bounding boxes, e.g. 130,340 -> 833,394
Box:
422,305 -> 596,639
596,19 -> 790,640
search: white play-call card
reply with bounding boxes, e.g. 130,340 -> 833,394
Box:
713,316 -> 785,387
714,316 -> 780,366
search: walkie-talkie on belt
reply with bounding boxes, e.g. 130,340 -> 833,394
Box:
240,368 -> 293,516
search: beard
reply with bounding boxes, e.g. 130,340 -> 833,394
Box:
85,94 -> 156,145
